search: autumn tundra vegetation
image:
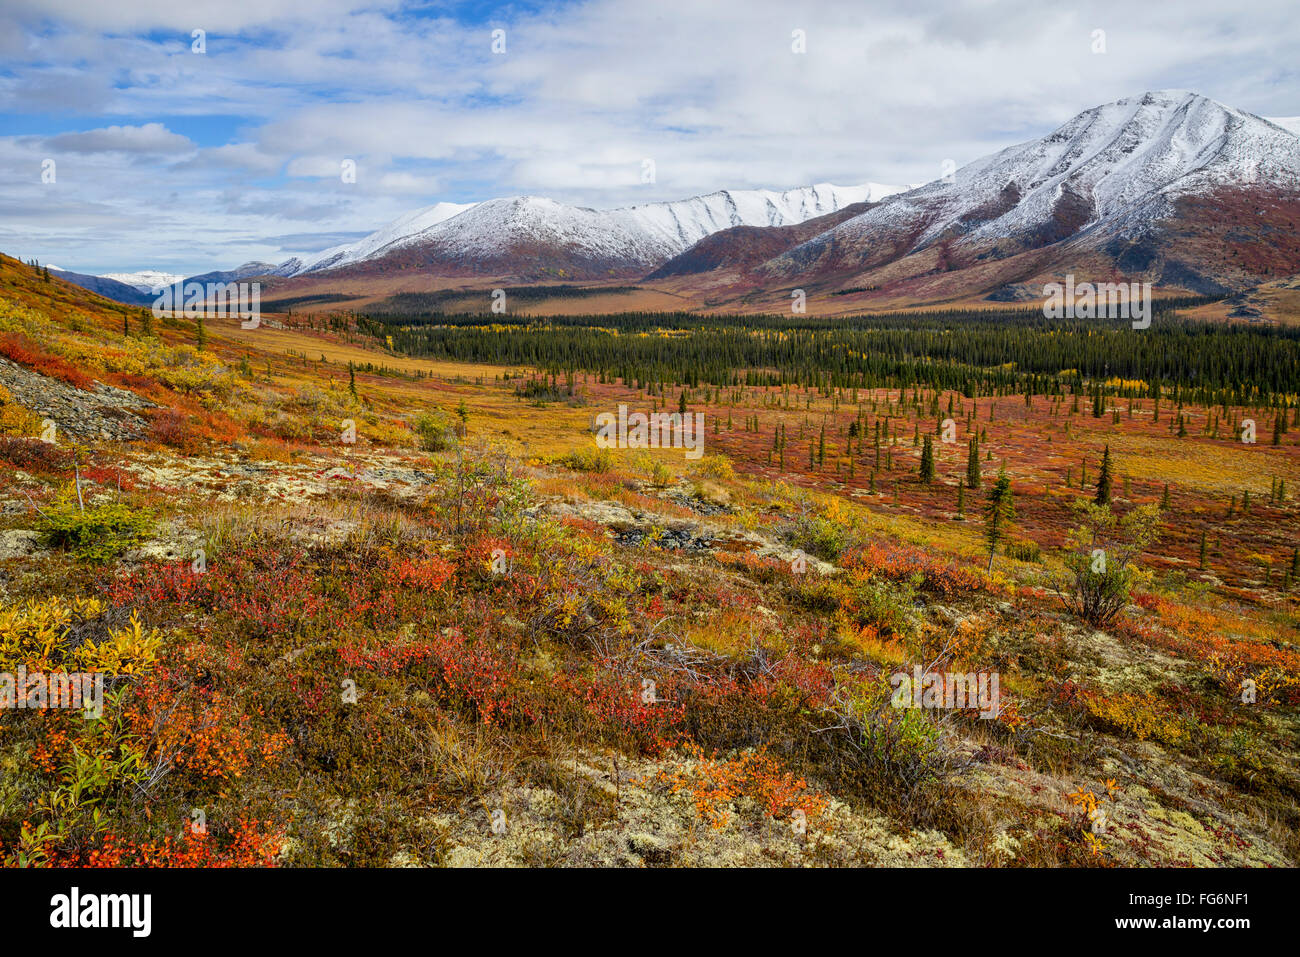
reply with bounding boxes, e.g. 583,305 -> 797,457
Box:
0,252 -> 1296,867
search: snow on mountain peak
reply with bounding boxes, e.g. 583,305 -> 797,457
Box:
280,183 -> 908,277
290,200 -> 478,275
813,90 -> 1300,258
98,270 -> 186,292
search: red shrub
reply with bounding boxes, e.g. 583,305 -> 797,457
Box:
57,821 -> 284,867
0,437 -> 74,472
147,408 -> 203,453
0,333 -> 94,390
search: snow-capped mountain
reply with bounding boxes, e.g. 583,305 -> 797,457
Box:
287,201 -> 478,275
73,90 -> 1295,308
46,266 -> 155,305
98,270 -> 186,293
276,183 -> 906,279
758,91 -> 1300,293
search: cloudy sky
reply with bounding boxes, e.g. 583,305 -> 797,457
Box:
2,0 -> 1298,276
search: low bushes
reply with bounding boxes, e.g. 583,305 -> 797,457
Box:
38,499 -> 154,564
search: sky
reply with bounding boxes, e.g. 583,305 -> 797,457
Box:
1,0 -> 1298,277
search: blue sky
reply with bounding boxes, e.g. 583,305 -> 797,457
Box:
1,0 -> 1297,276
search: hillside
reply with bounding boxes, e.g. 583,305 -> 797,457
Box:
0,255 -> 1296,868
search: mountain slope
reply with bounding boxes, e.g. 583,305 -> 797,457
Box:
758,91 -> 1300,296
286,183 -> 907,281
47,267 -> 155,306
646,201 -> 877,279
286,201 -> 478,275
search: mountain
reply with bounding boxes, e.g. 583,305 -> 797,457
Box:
183,261 -> 293,286
647,201 -> 877,278
278,183 -> 907,281
49,263 -> 282,307
99,270 -> 186,293
46,91 -> 1300,310
286,202 -> 477,275
749,91 -> 1300,298
47,267 -> 154,306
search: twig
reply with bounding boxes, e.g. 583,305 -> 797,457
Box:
20,490 -> 49,518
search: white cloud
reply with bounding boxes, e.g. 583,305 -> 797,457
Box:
45,123 -> 194,154
1,0 -> 1297,274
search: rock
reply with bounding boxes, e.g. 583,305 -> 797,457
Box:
931,605 -> 967,627
626,832 -> 672,864
0,356 -> 153,441
0,529 -> 41,559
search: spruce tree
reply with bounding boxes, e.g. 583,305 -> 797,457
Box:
984,467 -> 1014,572
966,435 -> 980,489
920,435 -> 935,483
1095,445 -> 1113,506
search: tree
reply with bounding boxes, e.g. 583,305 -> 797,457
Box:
1053,502 -> 1161,627
1094,445 -> 1113,506
195,314 -> 207,351
678,390 -> 687,414
983,467 -> 1014,572
919,434 -> 935,483
348,362 -> 358,398
965,435 -> 980,488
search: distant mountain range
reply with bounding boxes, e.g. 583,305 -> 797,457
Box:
43,91 -> 1300,312
45,267 -> 157,306
269,183 -> 907,281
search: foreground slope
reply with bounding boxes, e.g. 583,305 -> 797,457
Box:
0,256 -> 1296,867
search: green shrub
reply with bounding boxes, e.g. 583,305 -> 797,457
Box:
561,446 -> 615,472
38,500 -> 154,563
790,515 -> 849,561
650,460 -> 674,487
411,411 -> 456,452
847,575 -> 919,637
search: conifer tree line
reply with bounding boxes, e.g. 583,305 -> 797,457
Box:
355,306 -> 1300,402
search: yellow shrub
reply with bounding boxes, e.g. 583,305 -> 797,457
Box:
0,597 -> 162,675
1084,691 -> 1184,745
0,383 -> 38,436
